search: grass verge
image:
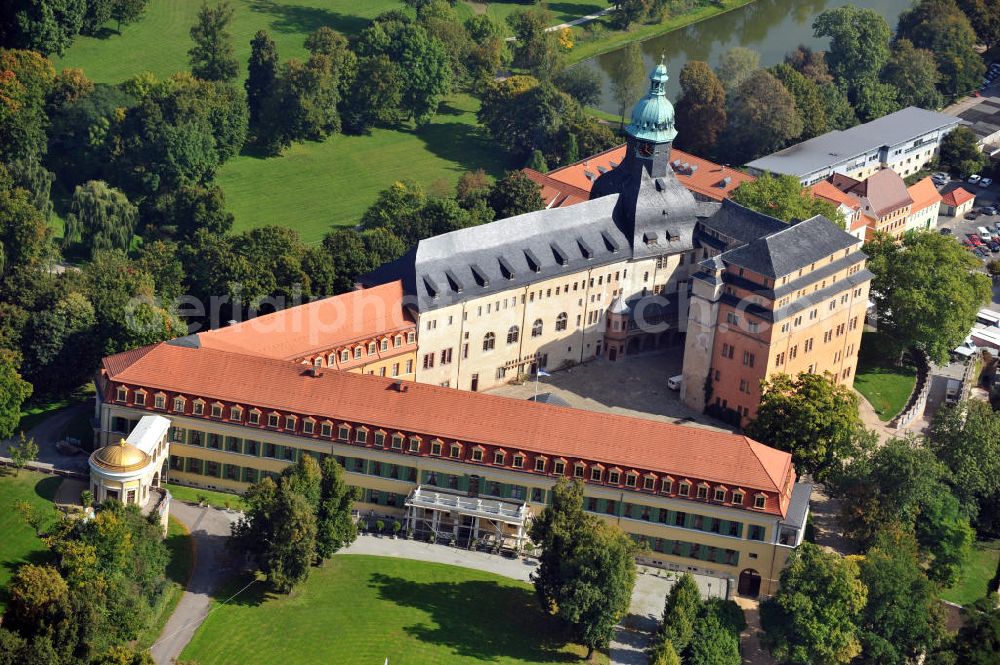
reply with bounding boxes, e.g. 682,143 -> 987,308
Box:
854,332 -> 917,421
941,539 -> 1000,606
166,483 -> 244,511
136,516 -> 196,650
181,554 -> 608,664
0,469 -> 61,611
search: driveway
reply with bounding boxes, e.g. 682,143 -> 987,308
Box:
149,501 -> 241,665
0,402 -> 92,475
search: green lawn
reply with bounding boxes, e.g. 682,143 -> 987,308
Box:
166,482 -> 244,511
854,332 -> 918,421
941,539 -> 1000,606
476,0 -> 605,25
182,555 -> 607,664
0,469 -> 61,611
137,516 -> 196,649
219,93 -> 508,243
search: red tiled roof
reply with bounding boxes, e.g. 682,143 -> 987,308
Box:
810,180 -> 861,211
523,145 -> 754,206
834,168 -> 912,218
197,281 -> 413,361
906,177 -> 942,213
941,187 -> 975,207
103,342 -> 794,515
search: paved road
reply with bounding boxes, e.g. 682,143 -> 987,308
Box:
505,7 -> 612,40
149,501 -> 241,665
0,403 -> 92,474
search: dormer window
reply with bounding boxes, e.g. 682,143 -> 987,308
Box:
643,475 -> 656,491
732,491 -> 745,505
173,397 -> 186,412
193,400 -> 205,416
380,339 -> 389,352
211,403 -> 224,419
512,454 -> 524,469
407,332 -> 415,344
394,335 -> 402,348
354,347 -> 363,359
471,446 -> 484,462
590,467 -> 603,482
392,434 -> 404,449
134,390 -> 146,406
625,473 -> 638,488
409,436 -> 421,452
374,430 -> 386,446
534,456 -> 547,472
608,469 -> 621,485
660,477 -> 673,494
494,450 -> 505,465
248,409 -> 261,425
713,487 -> 727,502
430,440 -> 442,456
678,481 -> 691,497
341,350 -> 349,363
754,493 -> 767,509
355,428 -> 368,444
284,415 -> 297,431
573,462 -> 586,479
338,425 -> 350,441
154,393 -> 166,409
230,405 -> 243,421
450,443 -> 462,459
267,413 -> 279,428
553,459 -> 566,475
368,342 -> 376,355
320,421 -> 333,437
302,418 -> 315,435
116,386 -> 128,402
696,483 -> 709,500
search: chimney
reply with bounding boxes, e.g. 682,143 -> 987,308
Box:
305,366 -> 323,378
392,381 -> 409,393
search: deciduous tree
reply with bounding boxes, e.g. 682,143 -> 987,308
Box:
246,30 -> 279,133
63,180 -> 137,257
316,456 -> 359,559
956,0 -> 1000,49
654,573 -> 700,653
770,63 -> 827,140
507,9 -> 559,76
8,432 -> 39,475
731,173 -> 842,225
896,0 -> 985,99
188,1 -> 239,82
673,61 -> 726,158
881,39 -> 942,111
686,615 -> 740,665
0,351 -> 32,440
609,42 -> 646,130
488,171 -> 544,220
760,543 -> 867,665
722,70 -> 802,161
553,66 -> 602,108
745,371 -> 873,480
952,598 -> 1000,663
716,46 -> 760,95
109,0 -> 149,34
0,49 -> 56,163
864,230 -> 991,363
812,6 -> 891,96
0,0 -> 85,55
937,126 -> 988,178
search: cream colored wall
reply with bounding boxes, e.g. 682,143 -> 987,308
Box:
905,201 -> 941,233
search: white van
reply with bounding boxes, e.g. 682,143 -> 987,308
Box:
667,375 -> 683,391
979,226 -> 993,242
945,379 -> 961,404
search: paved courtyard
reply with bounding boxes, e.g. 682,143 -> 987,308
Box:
488,348 -> 734,434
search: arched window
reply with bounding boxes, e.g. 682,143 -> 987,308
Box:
532,319 -> 543,337
555,312 -> 568,331
483,332 -> 496,351
507,326 -> 519,344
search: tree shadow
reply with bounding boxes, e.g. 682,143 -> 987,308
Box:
0,548 -> 56,609
245,0 -> 371,36
546,2 -> 605,18
35,475 -> 62,502
409,120 -> 513,179
368,573 -> 580,663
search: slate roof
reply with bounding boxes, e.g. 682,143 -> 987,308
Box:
746,107 -> 961,178
718,215 -> 859,279
698,199 -> 788,247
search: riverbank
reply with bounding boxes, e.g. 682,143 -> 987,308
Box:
564,0 -> 758,66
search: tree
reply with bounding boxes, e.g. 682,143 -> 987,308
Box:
528,479 -> 635,659
341,54 -> 402,134
938,126 -> 988,178
526,149 -> 548,173
914,488 -> 973,586
9,432 -> 39,476
553,66 -> 602,108
316,457 -> 359,559
647,639 -> 681,665
319,226 -> 405,294
716,46 -> 760,94
686,615 -> 740,665
91,646 -> 155,665
863,231 -> 991,363
188,1 -> 239,82
881,39 -> 943,110
851,77 -> 900,123
0,49 -> 56,163
956,0 -> 1000,49
896,0 -> 985,99
147,184 -> 234,240
109,0 -> 149,33
611,0 -> 650,30
673,61 -> 726,158
0,351 -> 32,440
856,531 -> 947,665
63,180 -> 137,257
80,0 -> 111,35
654,573 -> 701,653
259,53 -> 342,153
812,6 -> 891,97
723,70 -> 802,161
360,179 -> 427,232
0,164 -> 52,305
488,171 -> 544,221
953,598 -> 1000,663
760,543 -> 867,665
784,45 -> 832,85
16,499 -> 45,535
0,0 -> 85,55
4,564 -> 70,638
745,371 -> 872,480
770,63 -> 827,140
246,30 -> 279,133
507,9 -> 559,76
731,173 -> 842,225
609,42 -> 646,130
928,400 -> 1000,533
819,84 -> 857,130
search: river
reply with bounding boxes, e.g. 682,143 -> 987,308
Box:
584,0 -> 915,115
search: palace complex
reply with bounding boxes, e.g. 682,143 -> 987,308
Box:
89,62 -> 872,598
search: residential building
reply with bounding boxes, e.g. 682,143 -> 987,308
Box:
826,169 -> 914,241
941,187 -> 976,217
905,177 -> 942,233
96,340 -> 810,598
943,96 -> 1000,158
810,180 -> 864,240
196,280 -> 418,380
681,215 -> 872,425
523,144 -> 754,207
746,107 -> 961,185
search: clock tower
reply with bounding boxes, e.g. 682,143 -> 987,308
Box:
624,58 -> 677,178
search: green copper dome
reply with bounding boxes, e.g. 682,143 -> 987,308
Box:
626,61 -> 677,144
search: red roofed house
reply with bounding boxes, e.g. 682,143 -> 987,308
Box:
524,144 -> 754,208
810,180 -> 865,240
904,177 -> 942,233
825,168 -> 914,240
941,187 -> 976,217
95,339 -> 810,598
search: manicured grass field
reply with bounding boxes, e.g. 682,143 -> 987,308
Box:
854,332 -> 917,421
181,555 -> 606,664
137,516 -> 196,649
477,0 -> 605,25
0,470 -> 61,611
166,483 -> 244,511
219,93 -> 509,243
941,539 -> 1000,606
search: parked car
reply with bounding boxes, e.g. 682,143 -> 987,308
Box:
982,207 -> 998,216
979,226 -> 993,241
939,227 -> 952,235
988,240 -> 1000,252
976,247 -> 991,258
965,211 -> 980,220
969,174 -> 982,184
667,375 -> 683,391
969,233 -> 983,245
981,177 -> 994,188
994,221 -> 1000,232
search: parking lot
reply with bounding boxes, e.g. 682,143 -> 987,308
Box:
934,178 -> 1000,264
